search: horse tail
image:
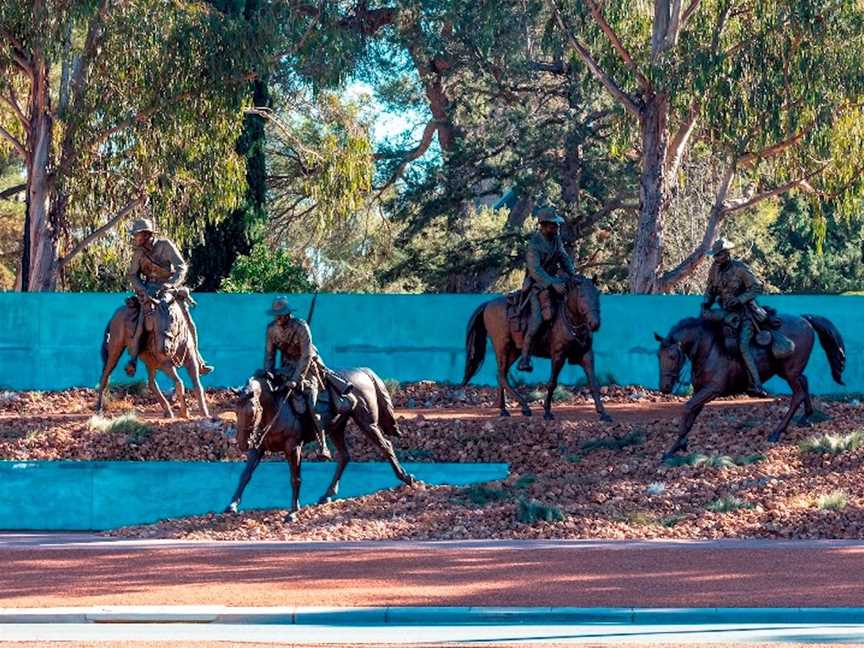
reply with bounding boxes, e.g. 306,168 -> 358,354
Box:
462,302 -> 488,386
362,368 -> 401,438
803,314 -> 846,385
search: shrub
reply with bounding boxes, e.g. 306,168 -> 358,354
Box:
736,453 -> 766,465
457,484 -> 508,507
706,496 -> 751,513
816,491 -> 849,511
382,379 -> 401,396
517,498 -> 564,524
88,413 -> 152,441
800,431 -> 864,455
580,430 -> 645,453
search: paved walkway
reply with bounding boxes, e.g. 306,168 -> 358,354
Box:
3,535 -> 863,609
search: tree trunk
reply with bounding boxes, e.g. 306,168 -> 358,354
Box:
22,56 -> 57,292
628,95 -> 669,293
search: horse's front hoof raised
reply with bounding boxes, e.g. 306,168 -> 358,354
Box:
284,511 -> 299,523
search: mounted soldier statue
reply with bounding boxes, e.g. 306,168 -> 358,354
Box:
95,218 -> 211,418
655,238 -> 846,458
463,211 -> 612,422
225,296 -> 415,521
260,296 -> 358,461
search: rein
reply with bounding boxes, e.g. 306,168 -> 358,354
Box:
560,283 -> 592,340
248,389 -> 289,450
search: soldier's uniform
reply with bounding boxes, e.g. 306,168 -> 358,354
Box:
125,218 -> 212,377
263,297 -> 355,461
701,238 -> 768,397
519,212 -> 576,371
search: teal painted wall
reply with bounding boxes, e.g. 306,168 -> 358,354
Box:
0,460 -> 509,531
0,293 -> 860,394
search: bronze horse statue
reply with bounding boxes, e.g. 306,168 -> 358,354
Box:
655,313 -> 845,458
96,292 -> 209,418
462,275 -> 611,422
228,368 -> 416,521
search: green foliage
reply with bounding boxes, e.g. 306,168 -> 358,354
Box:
736,453 -> 766,466
580,430 -> 645,453
800,431 -> 864,455
816,491 -> 849,511
659,514 -> 686,528
517,498 -> 565,524
88,413 -> 152,441
456,484 -> 509,507
706,496 -> 751,514
383,379 -> 401,396
513,474 -> 537,489
220,242 -> 314,293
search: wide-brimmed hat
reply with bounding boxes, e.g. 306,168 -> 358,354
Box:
707,238 -> 735,256
267,297 -> 295,317
537,209 -> 564,226
128,218 -> 155,236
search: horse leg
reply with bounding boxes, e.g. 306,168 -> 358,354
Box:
225,448 -> 264,513
492,341 -> 511,417
96,325 -> 125,413
543,354 -> 567,421
147,362 -> 173,419
797,374 -> 816,425
185,353 -> 210,418
354,400 -> 416,485
284,441 -> 302,523
497,346 -> 532,417
319,419 -> 350,505
769,374 -> 806,443
580,349 -> 612,423
664,386 -> 720,459
164,364 -> 187,418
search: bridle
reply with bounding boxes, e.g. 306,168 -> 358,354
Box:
661,342 -> 687,391
561,279 -> 594,340
245,384 -> 291,450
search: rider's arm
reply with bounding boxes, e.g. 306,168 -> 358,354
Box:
160,239 -> 188,286
701,268 -> 717,313
557,239 -> 577,277
736,264 -> 763,305
526,243 -> 557,289
288,320 -> 314,385
263,324 -> 277,372
127,249 -> 147,295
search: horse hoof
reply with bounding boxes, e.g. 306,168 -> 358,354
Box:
543,412 -> 554,421
404,474 -> 418,486
600,413 -> 614,423
499,410 -> 510,418
284,511 -> 299,523
662,452 -> 676,461
796,416 -> 812,428
224,503 -> 239,514
317,496 -> 332,505
521,409 -> 532,418
767,432 -> 782,443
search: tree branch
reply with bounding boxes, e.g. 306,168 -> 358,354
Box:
737,128 -> 810,168
374,119 -> 439,194
665,100 -> 699,177
722,166 -> 826,216
662,0 -> 685,52
546,0 -> 642,118
681,0 -> 702,26
0,183 -> 25,200
0,90 -> 28,130
0,123 -> 27,160
584,0 -> 651,92
54,197 -> 145,273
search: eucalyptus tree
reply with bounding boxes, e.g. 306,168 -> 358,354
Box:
545,0 -> 864,292
0,0 -> 260,290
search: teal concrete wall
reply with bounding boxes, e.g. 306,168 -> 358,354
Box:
0,460 -> 509,531
0,293 -> 861,394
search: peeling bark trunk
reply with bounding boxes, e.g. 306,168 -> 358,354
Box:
22,56 -> 57,292
629,95 -> 670,293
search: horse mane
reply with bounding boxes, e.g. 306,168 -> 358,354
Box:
665,316 -> 715,346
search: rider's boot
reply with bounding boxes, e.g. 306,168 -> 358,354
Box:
742,349 -> 768,398
517,335 -> 534,372
310,412 -> 332,460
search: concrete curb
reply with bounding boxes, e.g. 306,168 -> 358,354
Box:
3,606 -> 864,625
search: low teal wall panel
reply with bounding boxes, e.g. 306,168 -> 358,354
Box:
0,293 -> 860,394
0,460 -> 509,531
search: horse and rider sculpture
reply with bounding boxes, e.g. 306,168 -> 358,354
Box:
93,209 -> 846,519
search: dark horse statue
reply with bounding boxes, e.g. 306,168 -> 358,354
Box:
96,292 -> 208,418
229,367 -> 416,521
462,275 -> 611,422
655,313 -> 846,458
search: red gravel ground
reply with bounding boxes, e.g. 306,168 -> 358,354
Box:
3,542 -> 864,608
2,384 -> 863,541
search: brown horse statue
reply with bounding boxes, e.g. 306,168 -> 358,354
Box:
462,275 -> 611,422
228,368 -> 416,521
95,292 -> 209,418
655,313 -> 846,458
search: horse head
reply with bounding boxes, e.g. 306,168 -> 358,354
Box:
234,378 -> 263,452
654,330 -> 686,394
142,293 -> 181,357
564,274 -> 601,332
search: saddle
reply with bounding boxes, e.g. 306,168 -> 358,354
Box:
505,289 -> 587,365
717,306 -> 794,359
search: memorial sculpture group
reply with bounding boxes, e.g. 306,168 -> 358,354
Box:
93,214 -> 846,518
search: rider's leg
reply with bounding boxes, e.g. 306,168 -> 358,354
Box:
519,290 -> 547,372
125,303 -> 144,376
305,382 -> 331,460
180,302 -> 214,375
739,319 -> 768,397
